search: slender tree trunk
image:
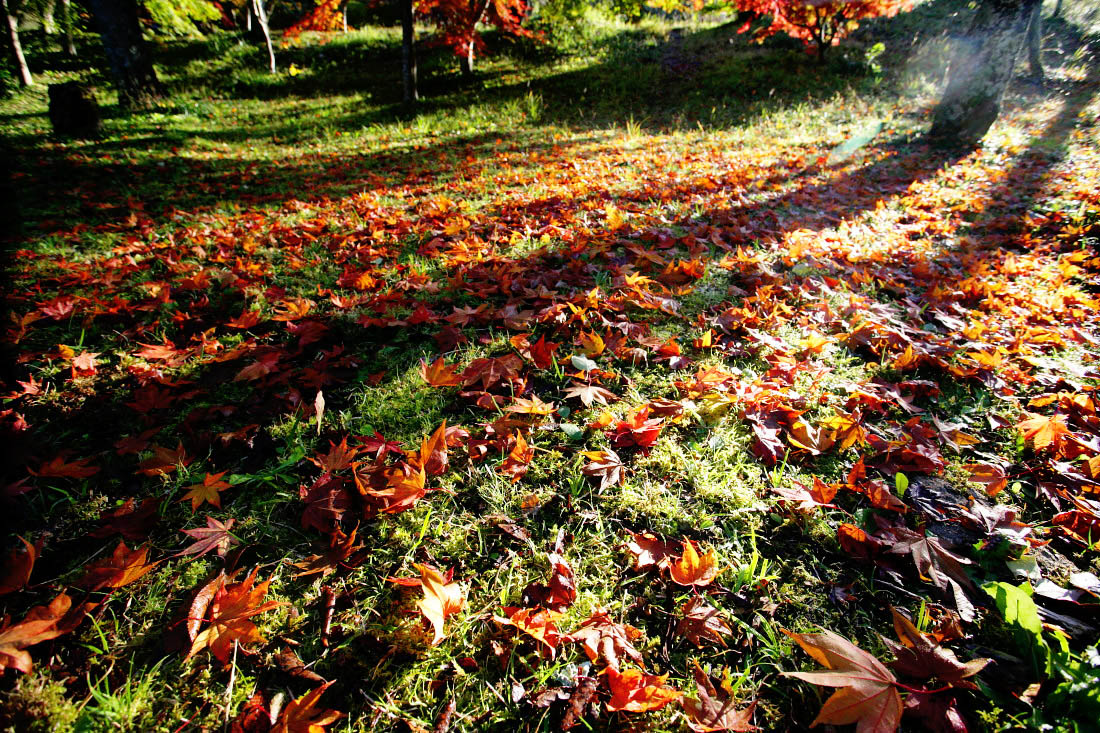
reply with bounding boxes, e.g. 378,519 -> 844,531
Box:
84,0 -> 162,108
61,0 -> 75,56
1051,0 -> 1061,19
43,0 -> 55,34
459,0 -> 490,76
1026,0 -> 1043,80
251,0 -> 275,73
930,0 -> 1037,147
2,0 -> 32,87
400,0 -> 417,102
342,3 -> 347,32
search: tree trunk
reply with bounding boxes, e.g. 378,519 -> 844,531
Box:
459,0 -> 490,76
61,0 -> 76,56
930,0 -> 1037,147
1026,0 -> 1043,80
43,0 -> 55,34
1051,0 -> 1061,19
84,0 -> 161,108
251,0 -> 275,73
400,0 -> 417,102
2,0 -> 32,87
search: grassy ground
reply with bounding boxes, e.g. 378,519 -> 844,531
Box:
2,2 -> 1100,731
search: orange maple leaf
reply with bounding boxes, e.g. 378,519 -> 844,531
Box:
668,540 -> 719,587
604,667 -> 682,712
79,541 -> 159,590
420,356 -> 463,387
273,682 -> 344,733
180,471 -> 232,511
187,568 -> 282,663
1016,413 -> 1070,452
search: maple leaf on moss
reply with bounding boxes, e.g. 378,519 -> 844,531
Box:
494,606 -> 562,656
604,667 -> 681,713
186,568 -> 282,663
272,682 -> 343,733
683,661 -> 758,732
782,628 -> 902,733
79,541 -> 159,590
0,593 -> 92,674
180,471 -> 231,511
668,540 -> 719,587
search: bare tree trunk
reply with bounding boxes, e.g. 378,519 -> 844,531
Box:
400,0 -> 417,102
930,0 -> 1037,147
61,0 -> 75,55
1051,0 -> 1061,18
1026,0 -> 1043,80
85,0 -> 162,108
43,0 -> 55,34
2,0 -> 32,87
459,0 -> 490,76
251,0 -> 275,73
342,3 -> 347,32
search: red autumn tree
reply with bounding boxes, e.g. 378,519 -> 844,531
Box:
416,0 -> 535,75
734,0 -> 913,62
285,0 -> 347,39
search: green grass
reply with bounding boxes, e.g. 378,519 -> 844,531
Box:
3,1 -> 1100,731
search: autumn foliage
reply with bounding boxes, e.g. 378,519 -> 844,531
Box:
734,0 -> 913,59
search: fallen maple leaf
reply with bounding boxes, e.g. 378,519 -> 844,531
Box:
494,606 -> 562,656
137,442 -> 191,476
580,449 -> 624,492
676,597 -> 732,648
1016,412 -> 1070,453
625,531 -> 678,571
882,607 -> 989,688
669,540 -> 719,587
187,567 -> 282,663
180,471 -> 232,511
498,431 -> 534,483
89,498 -> 160,541
521,552 -> 576,612
564,382 -> 618,407
0,537 -> 37,595
79,541 -> 159,590
291,526 -> 362,578
683,661 -> 758,732
961,463 -> 1007,497
604,667 -> 681,712
30,454 -> 100,479
782,628 -> 902,733
565,610 -> 644,670
421,356 -> 463,387
176,516 -> 238,558
272,682 -> 343,733
387,564 -> 466,646
0,593 -> 91,673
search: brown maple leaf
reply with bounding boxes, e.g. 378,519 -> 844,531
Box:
564,381 -> 618,407
580,449 -> 624,492
521,552 -> 576,612
625,531 -> 678,571
89,498 -> 161,541
565,610 -> 644,670
0,536 -> 38,595
877,526 -> 976,594
782,628 -> 902,733
79,541 -> 159,590
498,431 -> 534,483
682,662 -> 758,732
290,525 -> 363,578
187,567 -> 282,663
882,607 -> 989,688
676,597 -> 732,648
0,593 -> 92,673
